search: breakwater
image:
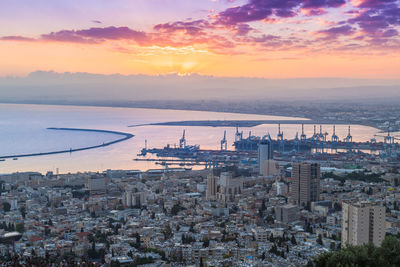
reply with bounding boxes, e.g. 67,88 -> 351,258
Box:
0,128 -> 134,160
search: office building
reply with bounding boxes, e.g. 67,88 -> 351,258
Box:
258,139 -> 273,175
206,173 -> 218,200
275,204 -> 299,224
291,162 -> 320,207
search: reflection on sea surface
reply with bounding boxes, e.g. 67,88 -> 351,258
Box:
0,104 -> 380,173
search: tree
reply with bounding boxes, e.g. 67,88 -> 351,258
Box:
317,234 -> 323,246
3,202 -> 10,212
16,222 -> 25,233
171,204 -> 185,215
19,206 -> 26,219
268,233 -> 274,242
269,244 -> 278,255
162,225 -> 172,240
261,252 -> 266,260
313,236 -> 400,267
266,215 -> 274,224
291,235 -> 297,245
202,237 -> 210,248
44,226 -> 51,236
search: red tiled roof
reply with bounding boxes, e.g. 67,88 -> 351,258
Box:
29,236 -> 44,242
76,232 -> 90,237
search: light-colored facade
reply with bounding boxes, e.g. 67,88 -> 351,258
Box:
275,204 -> 299,224
216,172 -> 243,203
342,201 -> 386,247
206,173 -> 218,200
262,160 -> 280,177
291,162 -> 320,207
88,176 -> 107,194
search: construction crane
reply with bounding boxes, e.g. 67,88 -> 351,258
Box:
220,130 -> 227,151
179,130 -> 186,148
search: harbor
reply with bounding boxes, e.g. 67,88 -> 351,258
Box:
136,124 -> 400,168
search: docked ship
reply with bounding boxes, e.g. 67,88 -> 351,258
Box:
139,130 -> 200,158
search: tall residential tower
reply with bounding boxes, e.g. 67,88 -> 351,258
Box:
342,201 -> 386,247
291,162 -> 320,207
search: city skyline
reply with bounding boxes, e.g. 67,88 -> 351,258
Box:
0,0 -> 399,78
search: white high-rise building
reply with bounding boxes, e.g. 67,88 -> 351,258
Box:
342,201 -> 386,247
123,188 -> 147,207
258,139 -> 273,175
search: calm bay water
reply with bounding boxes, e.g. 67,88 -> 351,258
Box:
0,103 -> 380,174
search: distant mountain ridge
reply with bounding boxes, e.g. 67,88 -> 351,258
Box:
0,71 -> 399,103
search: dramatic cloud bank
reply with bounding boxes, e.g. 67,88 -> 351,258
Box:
0,0 -> 398,78
1,0 -> 398,54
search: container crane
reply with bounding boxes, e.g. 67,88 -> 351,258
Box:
277,124 -> 285,153
344,126 -> 353,150
235,126 -> 243,142
179,130 -> 186,148
331,125 -> 339,150
220,130 -> 227,151
277,123 -> 284,141
300,124 -> 307,141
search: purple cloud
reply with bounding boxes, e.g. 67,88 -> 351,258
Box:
235,23 -> 254,36
215,0 -> 346,26
347,1 -> 399,41
356,0 -> 398,8
316,24 -> 355,39
41,30 -> 98,43
41,27 -> 148,44
153,20 -> 211,36
77,27 -> 147,41
0,36 -> 35,41
302,0 -> 345,9
215,0 -> 298,25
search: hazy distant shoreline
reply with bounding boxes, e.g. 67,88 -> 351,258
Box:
0,100 -> 387,132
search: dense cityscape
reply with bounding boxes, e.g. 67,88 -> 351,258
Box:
1,0 -> 400,266
1,126 -> 400,266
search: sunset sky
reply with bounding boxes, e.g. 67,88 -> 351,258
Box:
0,0 -> 399,78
